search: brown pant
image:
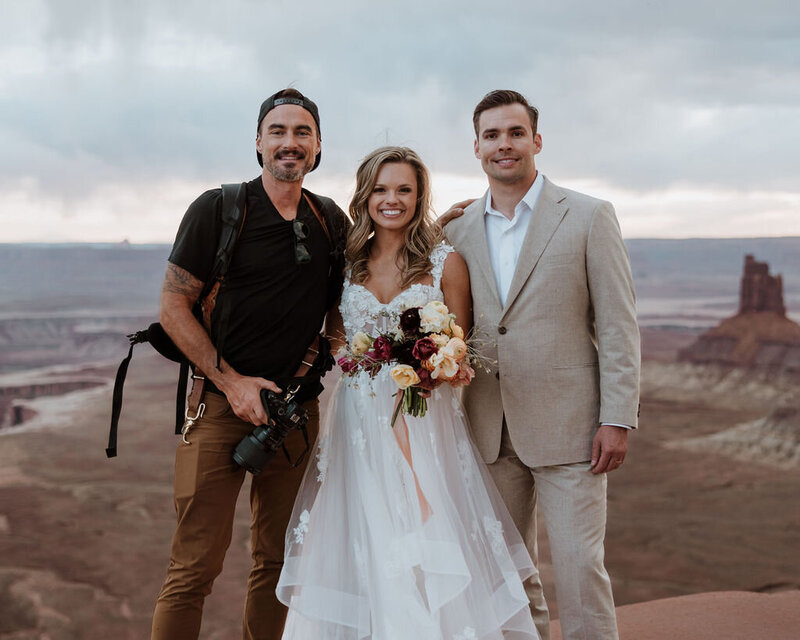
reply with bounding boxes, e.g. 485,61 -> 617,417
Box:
150,391 -> 320,640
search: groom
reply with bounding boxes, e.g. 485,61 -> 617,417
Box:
443,90 -> 640,640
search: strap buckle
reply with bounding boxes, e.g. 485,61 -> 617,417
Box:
182,402 -> 206,444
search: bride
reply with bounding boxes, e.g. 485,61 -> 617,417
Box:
277,147 -> 539,640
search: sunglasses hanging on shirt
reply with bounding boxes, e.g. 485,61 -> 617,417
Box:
292,219 -> 311,264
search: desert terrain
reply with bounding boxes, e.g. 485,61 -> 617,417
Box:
1,240 -> 799,638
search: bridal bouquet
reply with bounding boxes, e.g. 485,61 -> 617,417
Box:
337,301 -> 478,426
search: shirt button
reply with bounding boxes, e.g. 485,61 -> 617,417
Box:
498,326 -> 507,335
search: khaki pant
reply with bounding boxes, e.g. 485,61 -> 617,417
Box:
488,422 -> 619,640
151,392 -> 319,640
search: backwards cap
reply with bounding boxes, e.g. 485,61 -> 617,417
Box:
256,90 -> 321,171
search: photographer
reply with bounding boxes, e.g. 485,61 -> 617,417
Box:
150,89 -> 346,640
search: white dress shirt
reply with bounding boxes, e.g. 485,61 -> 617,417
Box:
483,173 -> 632,432
484,172 -> 544,307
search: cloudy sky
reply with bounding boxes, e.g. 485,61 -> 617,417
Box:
2,0 -> 799,242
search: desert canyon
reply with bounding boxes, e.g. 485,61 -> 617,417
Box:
0,240 -> 798,639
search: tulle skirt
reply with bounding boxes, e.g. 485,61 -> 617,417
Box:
277,369 -> 539,640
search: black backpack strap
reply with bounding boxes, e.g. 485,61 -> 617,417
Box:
317,196 -> 348,309
106,183 -> 247,458
106,330 -> 151,458
203,183 -> 247,296
175,361 -> 189,434
209,182 -> 247,370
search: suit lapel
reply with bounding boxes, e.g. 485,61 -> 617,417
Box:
501,177 -> 567,317
463,195 -> 503,311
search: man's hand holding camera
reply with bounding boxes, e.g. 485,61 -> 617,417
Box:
214,368 -> 282,426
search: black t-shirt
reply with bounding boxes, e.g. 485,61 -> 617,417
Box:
168,176 -> 341,383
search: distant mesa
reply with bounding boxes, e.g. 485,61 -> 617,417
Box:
678,255 -> 800,371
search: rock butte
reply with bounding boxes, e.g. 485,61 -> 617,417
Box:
679,254 -> 800,370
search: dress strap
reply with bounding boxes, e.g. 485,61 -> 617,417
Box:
430,242 -> 455,289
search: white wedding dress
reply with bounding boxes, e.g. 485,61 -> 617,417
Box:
277,243 -> 539,640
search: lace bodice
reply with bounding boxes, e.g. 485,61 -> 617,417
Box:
339,243 -> 454,342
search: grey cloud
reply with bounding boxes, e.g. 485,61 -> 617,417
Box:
1,0 -> 799,205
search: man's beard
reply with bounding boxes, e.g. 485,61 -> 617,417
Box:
265,150 -> 315,182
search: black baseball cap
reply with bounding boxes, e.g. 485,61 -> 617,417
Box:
256,90 -> 321,171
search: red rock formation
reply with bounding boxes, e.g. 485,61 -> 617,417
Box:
679,256 -> 800,370
739,254 -> 786,315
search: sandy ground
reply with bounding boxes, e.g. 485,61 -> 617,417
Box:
1,347 -> 799,639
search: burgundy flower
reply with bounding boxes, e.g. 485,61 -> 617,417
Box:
338,357 -> 358,374
399,307 -> 422,335
415,367 -> 435,390
392,340 -> 416,365
412,337 -> 438,361
372,335 -> 393,361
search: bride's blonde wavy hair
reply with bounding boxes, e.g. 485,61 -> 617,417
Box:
347,146 -> 443,288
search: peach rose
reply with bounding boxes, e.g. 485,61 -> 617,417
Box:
390,364 -> 421,389
442,337 -> 468,361
429,351 -> 459,380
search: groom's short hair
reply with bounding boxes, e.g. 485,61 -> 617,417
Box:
473,90 -> 539,137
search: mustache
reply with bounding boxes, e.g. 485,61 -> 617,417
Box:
275,150 -> 306,160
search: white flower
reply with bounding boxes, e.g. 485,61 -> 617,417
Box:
351,331 -> 372,356
419,300 -> 453,333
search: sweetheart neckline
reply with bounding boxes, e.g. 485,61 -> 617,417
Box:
348,281 -> 439,307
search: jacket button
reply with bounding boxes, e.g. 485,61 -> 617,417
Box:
498,326 -> 507,335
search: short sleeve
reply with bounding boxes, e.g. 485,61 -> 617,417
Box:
168,188 -> 223,283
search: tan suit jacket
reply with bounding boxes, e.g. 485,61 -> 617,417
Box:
445,176 -> 640,467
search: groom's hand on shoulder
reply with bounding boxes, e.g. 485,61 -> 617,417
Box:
437,198 -> 476,228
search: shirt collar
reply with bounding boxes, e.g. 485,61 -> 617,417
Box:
485,171 -> 544,219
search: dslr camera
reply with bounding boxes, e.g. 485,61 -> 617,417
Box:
232,388 -> 309,475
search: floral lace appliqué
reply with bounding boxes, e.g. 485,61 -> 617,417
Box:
457,439 -> 474,486
292,510 -> 310,544
351,427 -> 366,453
454,627 -> 477,640
315,436 -> 329,483
451,394 -> 464,418
483,516 -> 505,556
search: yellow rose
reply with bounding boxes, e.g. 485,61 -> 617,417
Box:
430,351 -> 459,380
390,364 -> 421,389
420,300 -> 452,333
351,331 -> 371,356
442,337 -> 468,361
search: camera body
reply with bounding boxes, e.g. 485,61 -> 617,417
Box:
232,389 -> 309,475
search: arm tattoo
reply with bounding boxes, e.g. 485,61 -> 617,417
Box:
163,263 -> 204,299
